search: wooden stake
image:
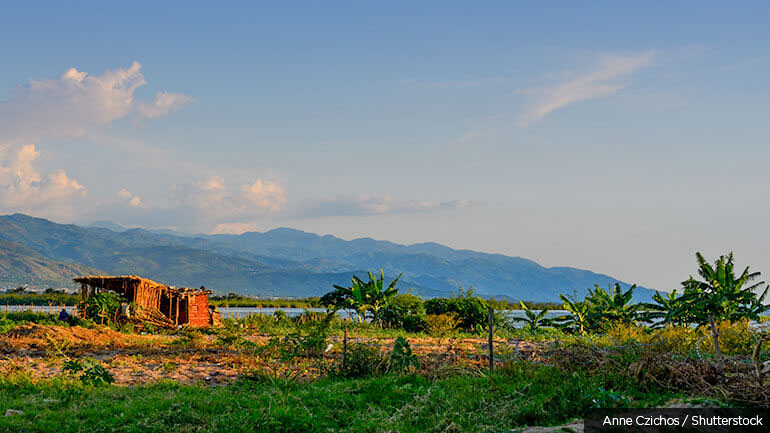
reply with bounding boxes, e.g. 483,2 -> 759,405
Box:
488,306 -> 494,374
343,318 -> 348,368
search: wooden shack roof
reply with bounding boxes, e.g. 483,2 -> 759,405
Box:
73,275 -> 211,296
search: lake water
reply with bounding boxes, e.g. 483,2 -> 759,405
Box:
2,304 -> 568,328
5,304 -> 767,329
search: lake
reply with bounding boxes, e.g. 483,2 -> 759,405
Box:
3,304 -> 568,328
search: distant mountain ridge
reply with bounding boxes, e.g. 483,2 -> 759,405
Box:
0,239 -> 100,289
0,213 -> 655,301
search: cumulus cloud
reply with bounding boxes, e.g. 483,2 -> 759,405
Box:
297,195 -> 478,218
0,62 -> 192,219
165,176 -> 287,230
118,188 -> 147,208
516,51 -> 655,126
0,144 -> 87,219
240,180 -> 287,212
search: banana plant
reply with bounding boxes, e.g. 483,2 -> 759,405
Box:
676,252 -> 768,360
587,283 -> 640,326
510,301 -> 550,332
642,289 -> 688,327
551,294 -> 592,335
320,269 -> 402,324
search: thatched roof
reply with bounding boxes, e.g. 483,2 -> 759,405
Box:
73,275 -> 210,296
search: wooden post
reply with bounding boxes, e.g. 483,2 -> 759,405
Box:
343,318 -> 348,368
488,306 -> 494,374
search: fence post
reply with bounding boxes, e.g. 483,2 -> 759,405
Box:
488,306 -> 494,373
343,318 -> 348,368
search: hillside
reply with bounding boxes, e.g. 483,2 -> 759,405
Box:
0,214 -> 654,301
0,239 -> 101,289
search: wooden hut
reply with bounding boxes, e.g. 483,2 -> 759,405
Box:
73,275 -> 213,327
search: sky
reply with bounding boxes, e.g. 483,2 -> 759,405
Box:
1,1 -> 769,291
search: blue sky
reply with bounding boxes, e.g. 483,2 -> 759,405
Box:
1,1 -> 769,290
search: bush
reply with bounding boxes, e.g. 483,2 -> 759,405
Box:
424,289 -> 488,330
423,313 -> 459,344
380,294 -> 425,332
281,319 -> 330,359
77,292 -> 122,324
62,357 -> 114,386
332,343 -> 387,377
389,337 -> 420,373
0,311 -> 61,333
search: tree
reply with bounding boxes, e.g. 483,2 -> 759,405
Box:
677,252 -> 768,360
320,270 -> 402,325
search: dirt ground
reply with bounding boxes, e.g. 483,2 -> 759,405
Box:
0,324 -> 543,386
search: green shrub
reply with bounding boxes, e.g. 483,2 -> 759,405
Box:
424,288 -> 488,330
0,311 -> 61,333
380,294 -> 425,332
77,292 -> 122,324
281,326 -> 328,359
389,337 -> 420,373
423,313 -> 459,345
333,343 -> 387,377
62,357 -> 114,386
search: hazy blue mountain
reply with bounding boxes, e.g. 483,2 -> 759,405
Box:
0,214 -> 654,301
88,220 -> 127,232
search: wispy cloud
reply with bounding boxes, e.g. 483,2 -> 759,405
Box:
516,51 -> 655,127
295,195 -> 479,219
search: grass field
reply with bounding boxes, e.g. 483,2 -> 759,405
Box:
1,363 -> 686,433
0,310 -> 767,432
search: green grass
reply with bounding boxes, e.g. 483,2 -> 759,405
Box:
0,292 -> 79,306
0,311 -> 65,334
0,362 -> 682,433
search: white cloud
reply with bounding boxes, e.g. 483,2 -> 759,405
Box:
0,144 -> 87,219
136,91 -> 194,119
169,176 -> 287,228
211,222 -> 261,235
118,188 -> 147,208
240,180 -> 286,212
0,62 -> 192,219
516,51 -> 655,126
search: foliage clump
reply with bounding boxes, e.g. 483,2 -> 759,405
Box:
63,357 -> 115,386
424,288 -> 489,331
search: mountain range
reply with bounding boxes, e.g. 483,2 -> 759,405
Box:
0,214 -> 655,301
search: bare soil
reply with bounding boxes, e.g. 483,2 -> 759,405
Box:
0,324 -> 543,386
